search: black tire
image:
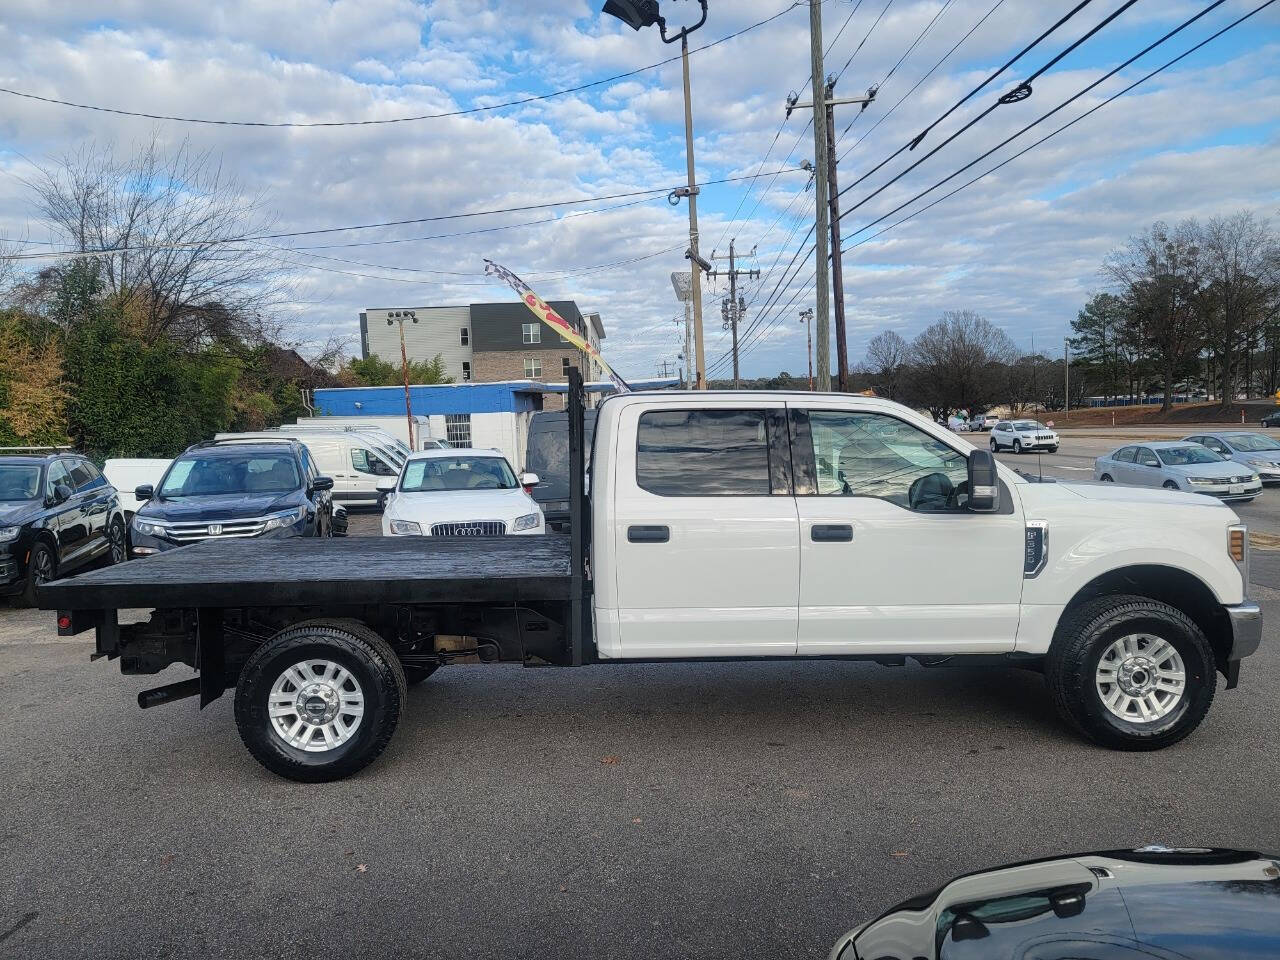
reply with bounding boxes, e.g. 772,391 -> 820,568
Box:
1048,446 -> 1059,454
1163,480 -> 1179,490
1100,474 -> 1113,482
990,438 -> 998,452
21,540 -> 57,607
235,618 -> 407,782
1045,594 -> 1216,750
1012,439 -> 1022,454
107,515 -> 127,564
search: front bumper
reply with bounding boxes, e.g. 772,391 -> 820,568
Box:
1226,601 -> 1263,662
1192,482 -> 1263,501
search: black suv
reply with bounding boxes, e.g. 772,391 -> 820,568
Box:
1,449 -> 127,605
129,439 -> 334,555
524,409 -> 597,532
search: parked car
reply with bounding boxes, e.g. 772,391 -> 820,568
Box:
103,458 -> 172,519
990,418 -> 1059,453
1094,442 -> 1261,502
1185,431 -> 1280,485
1,449 -> 127,605
129,439 -> 334,555
830,846 -> 1280,960
379,448 -> 544,537
524,409 -> 597,532
970,413 -> 999,431
215,430 -> 401,505
1260,409 -> 1280,428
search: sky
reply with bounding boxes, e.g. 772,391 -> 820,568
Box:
0,0 -> 1278,380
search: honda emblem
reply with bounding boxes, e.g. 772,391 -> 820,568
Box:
208,524 -> 223,536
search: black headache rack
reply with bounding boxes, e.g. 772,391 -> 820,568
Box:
41,367 -> 597,704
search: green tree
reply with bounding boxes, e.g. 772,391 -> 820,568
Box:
1070,293 -> 1126,402
341,353 -> 453,387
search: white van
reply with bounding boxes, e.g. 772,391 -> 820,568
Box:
277,424 -> 413,460
103,458 -> 172,517
213,431 -> 401,503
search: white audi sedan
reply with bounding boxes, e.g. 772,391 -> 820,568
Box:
379,448 -> 544,537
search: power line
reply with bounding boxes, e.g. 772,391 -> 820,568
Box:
2,166 -> 809,259
833,0 -> 1142,221
840,0 -> 1276,255
0,3 -> 804,129
837,0 -> 1233,238
832,0 -> 895,85
837,0 -> 1007,164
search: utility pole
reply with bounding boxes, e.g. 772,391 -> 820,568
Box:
710,238 -> 759,389
799,308 -> 815,391
657,359 -> 675,378
1064,338 -> 1070,420
671,271 -> 695,389
807,0 -> 831,392
387,310 -> 418,449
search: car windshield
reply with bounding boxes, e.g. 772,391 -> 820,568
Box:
1013,421 -> 1045,431
158,453 -> 301,496
400,456 -> 517,492
1157,446 -> 1223,465
1224,433 -> 1280,452
0,464 -> 41,501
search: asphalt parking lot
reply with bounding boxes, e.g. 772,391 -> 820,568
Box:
2,452 -> 1278,960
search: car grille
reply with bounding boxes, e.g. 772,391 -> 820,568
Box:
166,519 -> 268,542
1036,434 -> 1054,441
430,521 -> 506,537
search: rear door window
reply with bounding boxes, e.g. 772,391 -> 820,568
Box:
68,458 -> 103,491
636,410 -> 772,496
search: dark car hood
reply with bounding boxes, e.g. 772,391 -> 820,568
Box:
138,492 -> 301,521
0,500 -> 41,525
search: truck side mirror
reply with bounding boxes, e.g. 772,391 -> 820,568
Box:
967,450 -> 1000,512
134,484 -> 154,502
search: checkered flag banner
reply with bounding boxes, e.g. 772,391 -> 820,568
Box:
484,259 -> 630,393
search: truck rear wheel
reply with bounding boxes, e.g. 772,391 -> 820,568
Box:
234,619 -> 407,782
1046,594 -> 1215,750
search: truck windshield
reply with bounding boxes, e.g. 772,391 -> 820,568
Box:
0,464 -> 41,500
159,454 -> 301,496
401,456 -> 517,491
1157,446 -> 1222,465
1225,433 -> 1280,452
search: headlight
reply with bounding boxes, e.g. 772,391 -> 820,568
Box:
1246,458 -> 1271,468
132,518 -> 168,537
0,525 -> 20,543
513,513 -> 541,532
389,519 -> 422,536
1187,477 -> 1222,485
262,507 -> 307,531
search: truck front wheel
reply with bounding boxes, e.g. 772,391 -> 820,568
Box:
1046,594 -> 1215,750
235,619 -> 407,782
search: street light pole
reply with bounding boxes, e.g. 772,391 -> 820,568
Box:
387,310 -> 418,449
1064,338 -> 1070,420
800,308 -> 814,391
604,0 -> 710,387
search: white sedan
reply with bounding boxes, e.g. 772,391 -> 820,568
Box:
379,448 -> 544,537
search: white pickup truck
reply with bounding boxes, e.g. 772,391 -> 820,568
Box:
44,380 -> 1262,781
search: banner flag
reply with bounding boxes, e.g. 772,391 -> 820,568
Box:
484,259 -> 630,393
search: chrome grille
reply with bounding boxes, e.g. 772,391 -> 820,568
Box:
430,521 -> 506,537
167,519 -> 268,542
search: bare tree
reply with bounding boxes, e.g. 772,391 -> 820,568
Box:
908,310 -> 1018,419
1105,220 -> 1204,413
864,329 -> 909,400
26,136 -> 282,343
1199,211 -> 1279,405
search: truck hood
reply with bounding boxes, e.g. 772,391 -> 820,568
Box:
138,492 -> 302,521
387,488 -> 540,523
1057,481 -> 1232,510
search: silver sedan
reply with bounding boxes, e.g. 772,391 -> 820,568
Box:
1093,441 -> 1261,503
1183,431 -> 1280,485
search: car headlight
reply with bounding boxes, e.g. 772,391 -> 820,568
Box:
132,518 -> 168,537
389,519 -> 422,536
0,525 -> 20,543
513,513 -> 541,532
1246,458 -> 1272,468
1187,477 -> 1221,485
262,507 -> 307,531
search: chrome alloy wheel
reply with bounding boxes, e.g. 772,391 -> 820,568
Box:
268,659 -> 365,751
1095,633 -> 1186,723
